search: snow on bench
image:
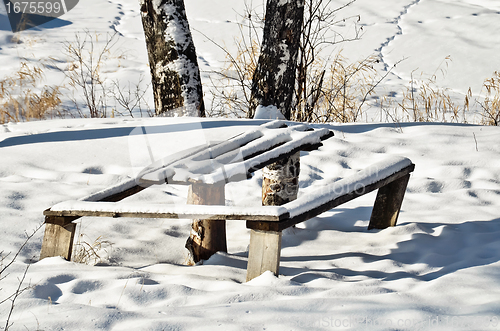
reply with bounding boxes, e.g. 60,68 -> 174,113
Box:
137,120 -> 333,185
74,120 -> 333,203
47,200 -> 288,221
244,156 -> 414,280
39,120 -> 414,282
45,156 -> 412,225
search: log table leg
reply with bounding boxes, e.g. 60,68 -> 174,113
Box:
185,183 -> 226,263
40,216 -> 78,260
368,173 -> 411,230
246,151 -> 300,281
246,229 -> 282,281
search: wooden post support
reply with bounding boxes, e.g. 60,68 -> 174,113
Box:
246,151 -> 300,280
368,173 -> 411,230
185,183 -> 226,263
262,151 -> 300,206
246,229 -> 282,281
39,216 -> 77,260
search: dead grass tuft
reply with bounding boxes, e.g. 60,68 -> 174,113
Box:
396,57 -> 462,123
72,233 -> 113,265
479,71 -> 500,126
0,62 -> 62,124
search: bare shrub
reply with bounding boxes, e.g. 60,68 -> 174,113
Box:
293,0 -> 363,122
111,74 -> 154,118
55,30 -> 154,119
1,224 -> 42,331
60,30 -> 119,118
201,2 -> 263,118
296,52 -> 388,123
72,228 -> 113,265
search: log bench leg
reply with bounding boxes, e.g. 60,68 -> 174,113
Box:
368,173 -> 411,230
40,216 -> 77,261
246,229 -> 282,281
185,183 -> 227,263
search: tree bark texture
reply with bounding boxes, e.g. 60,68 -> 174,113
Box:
262,151 -> 300,206
185,183 -> 226,264
140,0 -> 205,117
249,0 -> 305,119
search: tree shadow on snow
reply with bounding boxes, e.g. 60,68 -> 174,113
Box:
279,205 -> 375,249
280,217 -> 500,283
312,121 -> 479,135
0,120 -> 269,148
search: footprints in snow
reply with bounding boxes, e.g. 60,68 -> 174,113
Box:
82,166 -> 104,175
376,0 -> 422,70
107,0 -> 141,39
33,274 -> 76,301
390,219 -> 500,281
33,273 -> 159,304
7,191 -> 25,210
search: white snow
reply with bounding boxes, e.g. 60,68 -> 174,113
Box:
2,117 -> 500,330
138,120 -> 331,184
1,1 -> 500,330
285,156 -> 413,218
50,200 -> 287,219
253,105 -> 287,120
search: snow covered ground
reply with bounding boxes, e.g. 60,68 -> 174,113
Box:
1,0 -> 500,330
2,117 -> 499,330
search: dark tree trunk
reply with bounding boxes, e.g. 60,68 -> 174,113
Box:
251,0 -> 305,210
249,0 -> 305,119
140,0 -> 205,117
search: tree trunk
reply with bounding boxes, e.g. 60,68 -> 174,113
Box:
185,183 -> 226,264
262,151 -> 300,206
249,0 -> 305,119
252,0 -> 304,210
140,0 -> 205,117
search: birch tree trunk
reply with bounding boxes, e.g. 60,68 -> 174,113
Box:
140,0 -> 205,117
249,0 -> 305,119
251,0 -> 305,207
262,151 -> 300,205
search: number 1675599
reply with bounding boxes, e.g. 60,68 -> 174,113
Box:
5,1 -> 66,15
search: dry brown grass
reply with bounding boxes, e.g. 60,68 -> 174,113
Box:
72,232 -> 113,265
395,57 -> 462,123
204,30 -> 261,117
0,62 -> 62,124
295,52 -> 383,123
479,71 -> 500,126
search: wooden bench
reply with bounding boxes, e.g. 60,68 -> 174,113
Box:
40,120 -> 414,281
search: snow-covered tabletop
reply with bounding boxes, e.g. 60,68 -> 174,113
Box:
135,120 -> 334,185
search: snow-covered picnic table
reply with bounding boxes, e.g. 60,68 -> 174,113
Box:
40,120 -> 414,281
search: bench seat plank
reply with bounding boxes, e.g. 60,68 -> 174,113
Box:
286,156 -> 413,218
45,157 -> 414,228
247,157 -> 415,232
45,201 -> 289,221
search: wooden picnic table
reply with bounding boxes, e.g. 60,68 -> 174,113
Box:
40,120 -> 414,281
